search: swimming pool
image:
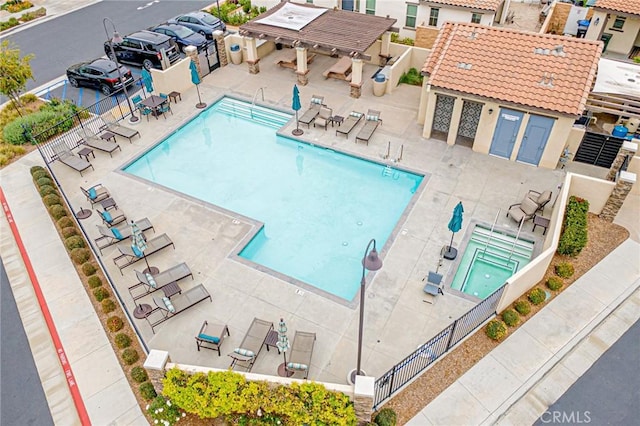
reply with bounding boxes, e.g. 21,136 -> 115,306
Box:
450,225 -> 534,299
124,97 -> 424,300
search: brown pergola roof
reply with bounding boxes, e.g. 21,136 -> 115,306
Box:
239,1 -> 397,61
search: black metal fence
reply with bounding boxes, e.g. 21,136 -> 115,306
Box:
372,285 -> 506,410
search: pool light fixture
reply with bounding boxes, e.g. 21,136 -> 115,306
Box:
103,17 -> 138,123
348,238 -> 383,385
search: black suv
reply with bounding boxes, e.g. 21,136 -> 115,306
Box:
104,30 -> 181,70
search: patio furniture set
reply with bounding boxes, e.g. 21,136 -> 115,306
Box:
132,93 -> 174,121
507,189 -> 553,233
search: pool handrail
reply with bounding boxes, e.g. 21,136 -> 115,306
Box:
482,209 -> 501,257
508,219 -> 526,262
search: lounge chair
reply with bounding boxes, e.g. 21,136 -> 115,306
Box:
113,233 -> 175,273
355,110 -> 382,145
313,107 -> 332,130
98,208 -> 126,228
322,56 -> 352,81
76,129 -> 121,157
81,184 -> 110,206
128,262 -> 193,301
195,321 -> 231,356
423,271 -> 444,304
526,190 -> 552,214
507,196 -> 539,225
100,112 -> 141,142
336,111 -> 364,138
145,284 -> 212,333
51,142 -> 94,176
298,95 -> 324,128
285,331 -> 316,379
94,218 -> 154,253
228,317 -> 274,372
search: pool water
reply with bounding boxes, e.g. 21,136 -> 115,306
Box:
124,97 -> 424,300
450,225 -> 534,299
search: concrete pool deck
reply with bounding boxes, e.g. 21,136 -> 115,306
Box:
1,52 -> 638,424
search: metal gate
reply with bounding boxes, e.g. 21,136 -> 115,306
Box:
457,100 -> 482,139
574,132 -> 624,168
198,39 -> 220,76
432,95 -> 455,138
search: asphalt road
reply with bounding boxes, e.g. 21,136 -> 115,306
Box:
0,258 -> 54,426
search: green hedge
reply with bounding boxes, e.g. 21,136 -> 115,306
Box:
557,196 -> 589,256
2,99 -> 79,145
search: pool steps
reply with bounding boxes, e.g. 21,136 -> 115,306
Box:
471,226 -> 534,258
214,97 -> 291,129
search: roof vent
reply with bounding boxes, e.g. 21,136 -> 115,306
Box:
457,62 -> 472,70
539,72 -> 555,87
469,31 -> 478,40
534,47 -> 544,55
552,45 -> 566,56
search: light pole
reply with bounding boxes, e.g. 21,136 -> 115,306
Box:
349,238 -> 383,385
103,17 -> 138,123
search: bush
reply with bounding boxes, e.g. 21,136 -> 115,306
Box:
374,408 -> 397,426
0,17 -> 19,31
1,1 -> 34,13
101,298 -> 116,313
131,366 -> 148,383
3,100 -> 79,145
546,276 -> 564,291
87,275 -> 102,288
501,309 -> 520,327
122,348 -> 140,365
147,396 -> 184,426
57,216 -> 74,228
70,248 -> 90,264
514,299 -> 531,316
115,333 -> 131,349
93,287 -> 109,302
528,287 -> 547,305
557,196 -> 589,256
399,68 -> 423,86
61,226 -> 78,238
40,185 -> 58,197
36,177 -> 53,187
485,319 -> 507,341
107,316 -> 124,332
81,262 -> 96,276
31,169 -> 48,180
64,235 -> 85,250
43,193 -> 61,207
49,204 -> 67,220
555,262 -> 575,278
20,6 -> 46,22
140,382 -> 158,401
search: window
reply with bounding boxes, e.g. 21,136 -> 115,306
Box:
471,13 -> 482,24
612,16 -> 625,30
306,0 -> 313,3
405,4 -> 418,28
429,8 -> 439,27
366,0 -> 375,15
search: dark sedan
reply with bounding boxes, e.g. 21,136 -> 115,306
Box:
151,24 -> 207,51
168,11 -> 226,40
66,58 -> 134,96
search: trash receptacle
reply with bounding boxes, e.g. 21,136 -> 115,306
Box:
230,44 -> 242,65
373,74 -> 386,97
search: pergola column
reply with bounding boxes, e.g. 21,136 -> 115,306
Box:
245,37 -> 260,74
350,58 -> 363,99
295,46 -> 310,86
379,31 -> 392,66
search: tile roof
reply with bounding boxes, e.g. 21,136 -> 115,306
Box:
424,0 -> 503,12
594,0 -> 640,16
422,23 -> 602,115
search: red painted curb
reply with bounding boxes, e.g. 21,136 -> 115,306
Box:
1,187 -> 91,426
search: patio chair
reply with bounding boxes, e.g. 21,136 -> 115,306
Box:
336,111 -> 364,138
98,208 -> 127,228
298,95 -> 324,128
113,233 -> 175,273
94,218 -> 155,253
506,196 -> 539,225
145,284 -> 212,333
526,190 -> 552,214
285,331 -> 316,379
322,56 -> 352,81
423,271 -> 444,304
100,112 -> 140,142
355,110 -> 382,145
76,129 -> 121,157
228,317 -> 274,372
313,107 -> 333,130
195,321 -> 231,356
128,262 -> 193,301
81,183 -> 110,206
51,142 -> 94,176
131,94 -> 143,109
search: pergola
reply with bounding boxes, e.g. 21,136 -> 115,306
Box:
238,1 -> 397,96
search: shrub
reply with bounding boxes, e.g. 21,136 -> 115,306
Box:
546,276 -> 564,291
20,6 -> 46,22
36,177 -> 53,187
374,408 -> 397,426
107,316 -> 124,332
557,196 -> 589,256
485,319 -> 507,341
101,298 -> 116,313
140,382 -> 157,401
70,248 -> 90,264
514,299 -> 531,316
0,17 -> 19,31
43,193 -> 61,207
49,204 -> 67,220
555,262 -> 575,278
399,68 -> 423,86
57,216 -> 74,228
30,165 -> 45,175
81,262 -> 96,276
528,287 -> 547,305
131,366 -> 148,383
147,396 -> 184,426
93,287 -> 109,302
122,348 -> 139,365
61,226 -> 78,238
87,275 -> 102,288
40,185 -> 58,197
1,1 -> 34,13
31,169 -> 48,180
501,309 -> 520,327
115,333 -> 131,349
3,100 -> 79,145
64,235 -> 85,250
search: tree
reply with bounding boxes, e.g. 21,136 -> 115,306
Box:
0,40 -> 34,112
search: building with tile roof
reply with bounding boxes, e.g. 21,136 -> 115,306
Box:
585,0 -> 640,59
418,22 -> 602,169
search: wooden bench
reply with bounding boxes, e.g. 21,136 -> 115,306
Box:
275,50 -> 316,69
322,56 -> 352,81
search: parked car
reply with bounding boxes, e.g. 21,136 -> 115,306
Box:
168,11 -> 226,40
151,24 -> 207,51
104,30 -> 181,70
66,58 -> 134,95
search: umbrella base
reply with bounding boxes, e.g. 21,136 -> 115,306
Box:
76,208 -> 92,219
196,103 -> 207,109
347,368 -> 367,385
278,363 -> 294,377
292,128 -> 304,136
133,303 -> 152,319
443,246 -> 458,260
143,266 -> 160,275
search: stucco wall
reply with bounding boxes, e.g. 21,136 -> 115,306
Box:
603,16 -> 640,55
149,58 -> 193,97
568,174 -> 615,213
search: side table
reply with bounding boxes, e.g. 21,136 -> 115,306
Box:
77,147 -> 94,161
532,215 -> 550,235
330,115 -> 344,127
264,329 -> 280,354
100,197 -> 118,211
100,131 -> 116,142
162,281 -> 182,299
168,91 -> 181,103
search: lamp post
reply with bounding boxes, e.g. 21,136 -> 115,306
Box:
103,17 -> 138,123
348,238 -> 383,385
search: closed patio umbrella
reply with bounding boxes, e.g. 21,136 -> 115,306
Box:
141,68 -> 153,95
190,60 -> 206,109
292,84 -> 303,136
444,202 -> 464,260
130,220 -> 157,274
276,318 -> 293,377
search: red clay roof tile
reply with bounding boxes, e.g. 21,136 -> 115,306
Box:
424,0 -> 503,12
594,0 -> 640,16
